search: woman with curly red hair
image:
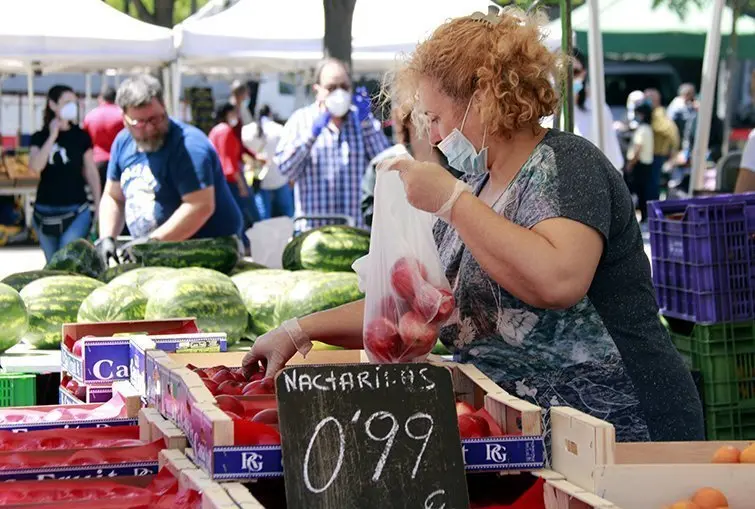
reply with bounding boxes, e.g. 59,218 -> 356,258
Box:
244,6 -> 703,443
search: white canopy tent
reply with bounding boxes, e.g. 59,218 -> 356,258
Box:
175,0 -> 559,74
0,0 -> 175,73
0,0 -> 176,128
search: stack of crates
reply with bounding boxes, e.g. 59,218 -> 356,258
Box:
649,193 -> 755,440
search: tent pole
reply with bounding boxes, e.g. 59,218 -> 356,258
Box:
172,60 -> 182,119
26,69 -> 35,135
85,73 -> 92,116
721,0 -> 741,157
560,0 -> 574,133
689,0 -> 725,194
587,0 -> 606,151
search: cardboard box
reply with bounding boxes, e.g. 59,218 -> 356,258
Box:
61,319 -> 226,386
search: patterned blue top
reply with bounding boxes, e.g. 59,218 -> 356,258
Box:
274,104 -> 390,228
434,129 -> 704,444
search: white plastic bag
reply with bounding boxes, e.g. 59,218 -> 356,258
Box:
247,217 -> 295,269
362,167 -> 455,363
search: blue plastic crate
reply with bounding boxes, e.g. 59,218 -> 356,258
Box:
648,193 -> 755,324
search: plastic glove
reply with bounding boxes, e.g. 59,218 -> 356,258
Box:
118,236 -> 154,263
312,110 -> 331,138
95,237 -> 119,265
353,86 -> 372,123
242,319 -> 311,379
378,158 -> 471,221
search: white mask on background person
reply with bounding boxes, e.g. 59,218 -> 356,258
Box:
437,97 -> 488,175
59,102 -> 78,121
325,89 -> 352,118
229,117 -> 239,127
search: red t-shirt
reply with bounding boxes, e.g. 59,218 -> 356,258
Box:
208,122 -> 243,183
82,102 -> 124,164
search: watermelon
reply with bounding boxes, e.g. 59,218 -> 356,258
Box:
273,272 -> 364,326
130,236 -> 240,274
45,239 -> 106,279
108,267 -> 176,290
144,272 -> 248,346
230,260 -> 268,275
0,283 -> 28,353
100,263 -> 140,283
1,270 -> 75,292
20,275 -> 104,349
77,284 -> 147,323
232,270 -> 313,336
282,225 -> 370,272
175,268 -> 239,294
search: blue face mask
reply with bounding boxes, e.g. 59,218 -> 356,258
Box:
573,79 -> 584,96
436,98 -> 488,176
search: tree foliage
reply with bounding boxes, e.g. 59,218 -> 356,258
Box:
652,0 -> 755,18
104,0 -> 211,26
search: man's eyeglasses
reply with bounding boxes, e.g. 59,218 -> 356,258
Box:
124,112 -> 166,129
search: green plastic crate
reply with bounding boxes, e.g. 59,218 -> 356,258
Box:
667,318 -> 755,408
0,373 -> 36,407
705,404 -> 755,440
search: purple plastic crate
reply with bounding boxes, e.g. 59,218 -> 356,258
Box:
648,193 -> 755,324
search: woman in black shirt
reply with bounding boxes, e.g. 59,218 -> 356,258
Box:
29,85 -> 102,261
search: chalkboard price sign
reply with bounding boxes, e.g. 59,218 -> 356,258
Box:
276,363 -> 470,509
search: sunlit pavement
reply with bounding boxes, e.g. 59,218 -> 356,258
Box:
0,246 -> 46,280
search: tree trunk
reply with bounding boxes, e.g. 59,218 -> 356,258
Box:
152,0 -> 175,28
323,0 -> 357,72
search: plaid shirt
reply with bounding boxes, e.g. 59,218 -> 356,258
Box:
275,103 -> 390,229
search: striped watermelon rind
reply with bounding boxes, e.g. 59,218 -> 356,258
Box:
77,284 -> 147,323
100,263 -> 140,283
229,260 -> 268,275
44,239 -> 106,279
109,267 -> 176,290
282,225 -> 370,272
20,275 -> 104,349
130,236 -> 240,274
1,270 -> 76,292
232,269 -> 313,336
273,272 -> 364,326
0,283 -> 28,353
144,272 -> 248,346
175,267 -> 239,295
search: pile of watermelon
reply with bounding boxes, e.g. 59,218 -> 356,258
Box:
0,226 -> 375,350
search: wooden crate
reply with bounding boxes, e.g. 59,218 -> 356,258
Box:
550,406 -> 755,508
449,361 -> 542,436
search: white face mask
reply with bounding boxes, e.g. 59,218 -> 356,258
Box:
59,102 -> 78,121
437,98 -> 488,175
229,117 -> 239,127
324,89 -> 352,118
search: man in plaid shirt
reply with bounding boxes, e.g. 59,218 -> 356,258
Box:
275,59 -> 390,229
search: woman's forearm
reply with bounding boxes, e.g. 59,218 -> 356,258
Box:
450,193 -> 580,309
29,136 -> 56,172
299,300 -> 365,349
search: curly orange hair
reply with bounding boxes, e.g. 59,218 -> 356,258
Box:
385,6 -> 565,138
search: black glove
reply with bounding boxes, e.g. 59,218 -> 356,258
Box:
95,237 -> 119,265
120,237 -> 154,263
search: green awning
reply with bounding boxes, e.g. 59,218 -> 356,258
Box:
545,0 -> 755,59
